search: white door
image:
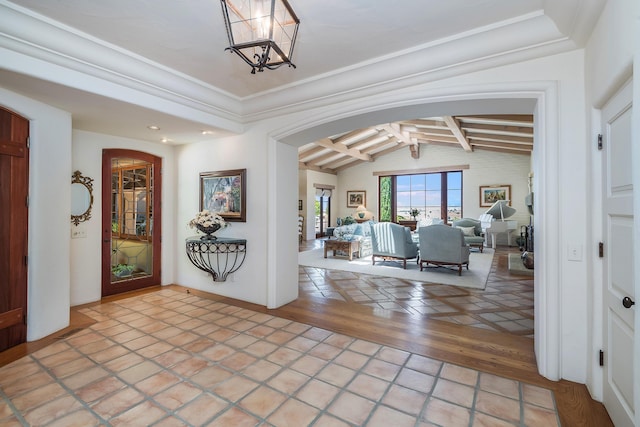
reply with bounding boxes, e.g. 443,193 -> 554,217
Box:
602,80 -> 635,427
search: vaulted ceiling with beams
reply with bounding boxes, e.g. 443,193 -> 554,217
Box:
299,115 -> 533,174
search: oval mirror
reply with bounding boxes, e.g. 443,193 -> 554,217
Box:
71,170 -> 94,225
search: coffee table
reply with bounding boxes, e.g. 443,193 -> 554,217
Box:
323,239 -> 361,261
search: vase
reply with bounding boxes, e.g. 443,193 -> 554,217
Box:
196,223 -> 221,239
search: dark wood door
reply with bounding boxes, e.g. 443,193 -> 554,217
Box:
102,149 -> 162,296
0,107 -> 29,352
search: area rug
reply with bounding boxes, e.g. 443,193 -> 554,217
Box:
299,248 -> 495,290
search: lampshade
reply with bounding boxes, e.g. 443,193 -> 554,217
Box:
220,0 -> 300,74
354,205 -> 373,221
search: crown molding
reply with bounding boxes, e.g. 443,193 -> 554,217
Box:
0,1 -> 581,132
242,12 -> 577,122
0,0 -> 244,131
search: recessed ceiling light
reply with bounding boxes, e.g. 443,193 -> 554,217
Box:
148,125 -> 160,131
161,137 -> 172,143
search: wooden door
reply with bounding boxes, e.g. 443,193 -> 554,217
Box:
102,149 -> 162,297
0,107 -> 29,352
602,80 -> 635,427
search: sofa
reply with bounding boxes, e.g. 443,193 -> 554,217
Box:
418,224 -> 470,275
331,221 -> 374,257
451,218 -> 485,252
370,222 -> 419,269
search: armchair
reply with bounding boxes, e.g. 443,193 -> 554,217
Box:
371,222 -> 418,269
418,225 -> 470,275
452,218 -> 485,252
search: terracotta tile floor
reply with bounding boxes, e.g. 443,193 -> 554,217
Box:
0,288 -> 558,426
299,239 -> 535,338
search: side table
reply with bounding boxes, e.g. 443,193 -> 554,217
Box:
323,239 -> 361,261
186,236 -> 247,282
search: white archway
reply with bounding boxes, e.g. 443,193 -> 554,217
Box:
268,81 -> 561,380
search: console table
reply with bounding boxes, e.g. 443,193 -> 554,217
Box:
185,236 -> 247,282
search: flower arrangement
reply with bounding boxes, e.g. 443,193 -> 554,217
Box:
408,208 -> 420,220
188,210 -> 227,232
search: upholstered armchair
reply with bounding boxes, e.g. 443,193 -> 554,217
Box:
452,218 -> 485,252
418,224 -> 470,275
370,222 -> 418,269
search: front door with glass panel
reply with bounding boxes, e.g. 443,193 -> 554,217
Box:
102,149 -> 162,296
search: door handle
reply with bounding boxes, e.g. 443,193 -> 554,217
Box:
622,297 -> 635,309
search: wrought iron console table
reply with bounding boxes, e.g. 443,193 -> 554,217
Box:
185,236 -> 247,282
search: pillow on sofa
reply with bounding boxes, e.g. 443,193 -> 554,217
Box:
456,226 -> 476,237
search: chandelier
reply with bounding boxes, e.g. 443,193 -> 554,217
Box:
219,0 -> 300,74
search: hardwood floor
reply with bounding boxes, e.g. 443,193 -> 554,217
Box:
0,241 -> 612,426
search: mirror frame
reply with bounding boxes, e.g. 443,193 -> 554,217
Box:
71,170 -> 94,226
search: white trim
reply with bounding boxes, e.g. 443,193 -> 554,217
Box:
270,81 -> 562,380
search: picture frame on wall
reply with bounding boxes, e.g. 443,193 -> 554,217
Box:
298,200 -> 303,211
346,190 -> 366,208
200,169 -> 246,222
479,185 -> 511,207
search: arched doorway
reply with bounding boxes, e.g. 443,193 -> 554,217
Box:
102,149 -> 162,297
269,83 -> 560,380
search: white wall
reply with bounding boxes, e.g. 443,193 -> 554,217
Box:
70,130 -> 177,306
336,144 -> 532,241
0,87 -> 72,341
175,124 -> 278,306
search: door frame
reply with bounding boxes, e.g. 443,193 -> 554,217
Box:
599,78 -> 635,426
101,149 -> 162,296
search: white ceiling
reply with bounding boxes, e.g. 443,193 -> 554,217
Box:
0,0 -> 605,144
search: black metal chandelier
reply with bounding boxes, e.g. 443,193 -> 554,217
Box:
220,0 -> 300,74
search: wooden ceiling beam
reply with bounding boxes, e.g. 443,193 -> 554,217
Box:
371,143 -> 410,160
381,123 -> 414,146
411,134 -> 459,144
315,138 -> 372,162
443,116 -> 472,152
298,162 -> 337,174
473,146 -> 532,156
298,147 -> 331,162
456,115 -> 533,127
348,131 -> 392,150
401,126 -> 453,136
467,134 -> 533,145
460,123 -> 534,135
470,141 -> 533,152
333,128 -> 379,146
399,119 -> 446,127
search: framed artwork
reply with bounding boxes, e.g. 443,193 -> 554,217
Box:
200,169 -> 246,222
298,200 -> 303,210
479,185 -> 511,207
346,190 -> 366,208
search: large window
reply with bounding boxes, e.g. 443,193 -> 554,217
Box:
379,171 -> 462,224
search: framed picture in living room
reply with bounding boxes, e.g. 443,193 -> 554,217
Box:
200,169 -> 246,222
479,185 -> 511,207
346,190 -> 366,208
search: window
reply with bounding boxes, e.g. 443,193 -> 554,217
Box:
379,171 -> 462,224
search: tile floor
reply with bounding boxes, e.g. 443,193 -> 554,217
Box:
0,288 -> 558,426
299,240 -> 535,337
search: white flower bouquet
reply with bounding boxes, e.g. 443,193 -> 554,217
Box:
188,210 -> 227,235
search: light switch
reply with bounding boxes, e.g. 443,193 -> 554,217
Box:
567,244 -> 582,261
71,226 -> 87,239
